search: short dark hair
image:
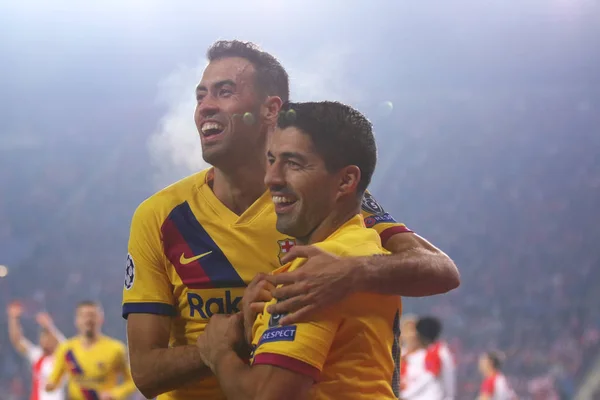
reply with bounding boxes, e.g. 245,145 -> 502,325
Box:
486,351 -> 503,370
277,101 -> 377,194
207,40 -> 289,103
416,316 -> 442,343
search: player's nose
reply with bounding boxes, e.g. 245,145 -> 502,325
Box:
196,95 -> 220,118
264,163 -> 285,189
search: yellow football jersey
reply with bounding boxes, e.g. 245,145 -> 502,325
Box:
251,215 -> 401,400
122,168 -> 410,400
47,335 -> 135,400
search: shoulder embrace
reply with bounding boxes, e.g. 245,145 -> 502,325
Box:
132,170 -> 209,223
316,234 -> 384,258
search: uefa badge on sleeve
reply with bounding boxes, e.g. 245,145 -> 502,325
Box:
124,253 -> 135,290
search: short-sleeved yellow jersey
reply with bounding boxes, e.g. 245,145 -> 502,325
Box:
47,335 -> 135,400
122,168 -> 409,400
251,215 -> 402,400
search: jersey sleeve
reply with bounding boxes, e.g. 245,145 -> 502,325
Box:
360,190 -> 412,246
251,248 -> 344,381
122,200 -> 176,319
47,341 -> 67,389
251,308 -> 341,382
480,376 -> 495,395
425,347 -> 442,376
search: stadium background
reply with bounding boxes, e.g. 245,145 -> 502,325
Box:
1,1 -> 599,399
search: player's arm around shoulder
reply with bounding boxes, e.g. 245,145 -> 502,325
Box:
373,231 -> 460,296
359,191 -> 460,297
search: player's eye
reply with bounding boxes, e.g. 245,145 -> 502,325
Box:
196,93 -> 206,102
267,156 -> 275,165
219,88 -> 233,97
286,160 -> 302,170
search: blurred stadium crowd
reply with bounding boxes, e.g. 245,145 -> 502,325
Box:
0,87 -> 599,399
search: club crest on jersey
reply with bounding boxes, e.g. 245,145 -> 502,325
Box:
277,238 -> 296,265
124,253 -> 135,290
362,192 -> 387,215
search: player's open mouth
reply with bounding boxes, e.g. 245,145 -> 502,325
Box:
201,121 -> 225,139
272,195 -> 297,213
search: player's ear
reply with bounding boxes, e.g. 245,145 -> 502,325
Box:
263,96 -> 283,125
337,165 -> 361,198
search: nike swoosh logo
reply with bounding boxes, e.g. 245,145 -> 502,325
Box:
179,251 -> 213,265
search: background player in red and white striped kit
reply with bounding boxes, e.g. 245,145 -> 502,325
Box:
478,351 -> 517,400
399,314 -> 419,392
400,316 -> 455,400
6,302 -> 65,400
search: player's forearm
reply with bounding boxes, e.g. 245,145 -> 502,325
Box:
213,349 -> 259,400
356,246 -> 459,297
46,324 -> 66,343
7,317 -> 27,352
131,345 -> 211,399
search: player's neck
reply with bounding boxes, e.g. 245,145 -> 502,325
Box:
484,369 -> 497,378
418,339 -> 432,350
212,159 -> 267,215
79,333 -> 101,347
302,202 -> 360,245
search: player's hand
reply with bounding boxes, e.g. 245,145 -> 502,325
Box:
99,392 -> 115,400
266,245 -> 358,325
240,273 -> 274,344
7,302 -> 23,319
197,313 -> 245,371
35,312 -> 54,328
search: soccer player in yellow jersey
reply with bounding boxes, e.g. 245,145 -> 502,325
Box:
196,100 -> 400,399
46,301 -> 136,400
124,40 -> 459,400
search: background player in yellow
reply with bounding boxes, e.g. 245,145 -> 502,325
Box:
196,100 -> 401,399
124,40 -> 459,400
46,301 -> 136,400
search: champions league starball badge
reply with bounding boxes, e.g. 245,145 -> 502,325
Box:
124,253 -> 135,290
361,192 -> 386,215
